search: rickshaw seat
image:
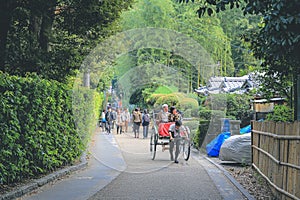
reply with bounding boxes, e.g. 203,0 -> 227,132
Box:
158,122 -> 175,137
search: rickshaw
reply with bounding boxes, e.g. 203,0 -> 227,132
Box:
150,111 -> 191,161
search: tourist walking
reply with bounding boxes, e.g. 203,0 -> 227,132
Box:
123,108 -> 130,133
105,107 -> 113,134
116,109 -> 125,134
132,108 -> 142,138
111,108 -> 117,130
101,109 -> 106,132
142,109 -> 150,139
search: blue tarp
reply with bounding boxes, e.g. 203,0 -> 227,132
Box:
222,119 -> 230,132
206,132 -> 231,157
240,124 -> 251,134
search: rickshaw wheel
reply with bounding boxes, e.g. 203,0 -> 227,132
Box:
150,132 -> 157,160
183,139 -> 190,161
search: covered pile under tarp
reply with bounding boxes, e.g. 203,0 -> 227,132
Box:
240,124 -> 251,134
206,132 -> 231,157
219,133 -> 251,164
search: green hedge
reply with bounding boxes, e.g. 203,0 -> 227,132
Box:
199,109 -> 224,120
194,120 -> 210,149
0,72 -> 101,184
72,87 -> 103,146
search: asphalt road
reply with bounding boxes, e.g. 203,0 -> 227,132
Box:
19,127 -> 247,200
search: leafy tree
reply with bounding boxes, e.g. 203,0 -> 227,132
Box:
216,6 -> 260,76
117,0 -> 236,102
0,0 -> 133,82
173,3 -> 235,76
195,0 -> 300,120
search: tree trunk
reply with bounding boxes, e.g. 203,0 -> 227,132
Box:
39,1 -> 56,51
29,14 -> 42,47
0,1 -> 16,69
295,72 -> 300,121
83,70 -> 90,88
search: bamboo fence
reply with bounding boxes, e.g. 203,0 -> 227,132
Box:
252,121 -> 300,200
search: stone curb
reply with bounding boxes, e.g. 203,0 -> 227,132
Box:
0,153 -> 88,200
204,156 -> 255,200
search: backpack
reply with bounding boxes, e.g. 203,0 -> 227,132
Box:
105,112 -> 112,122
144,114 -> 150,122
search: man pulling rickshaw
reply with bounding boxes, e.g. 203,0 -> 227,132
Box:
150,104 -> 191,163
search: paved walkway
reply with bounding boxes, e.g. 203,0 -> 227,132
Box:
10,127 -> 253,200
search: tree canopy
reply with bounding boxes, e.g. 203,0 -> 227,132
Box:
0,0 -> 133,82
196,0 -> 300,76
194,0 -> 300,120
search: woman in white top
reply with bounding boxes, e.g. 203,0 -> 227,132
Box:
116,109 -> 124,134
101,109 -> 106,132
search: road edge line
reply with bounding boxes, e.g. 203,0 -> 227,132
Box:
0,153 -> 88,200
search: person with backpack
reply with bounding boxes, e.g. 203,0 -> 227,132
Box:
105,107 -> 113,134
132,108 -> 142,138
111,108 -> 117,130
101,109 -> 106,132
142,109 -> 150,139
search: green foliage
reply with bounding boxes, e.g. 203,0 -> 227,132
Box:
199,109 -> 224,120
191,108 -> 199,118
0,0 -> 134,82
0,72 -> 102,184
179,97 -> 198,110
205,94 -> 227,110
226,93 -> 252,124
72,87 -> 103,146
199,108 -> 213,120
197,0 -> 300,120
184,109 -> 192,118
257,72 -> 293,100
202,93 -> 252,124
153,86 -> 176,94
216,6 -> 260,76
118,0 -> 236,98
182,120 -> 199,144
266,105 -> 293,122
154,93 -> 179,107
194,120 -> 210,149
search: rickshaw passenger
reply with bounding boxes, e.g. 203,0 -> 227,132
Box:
169,120 -> 187,164
168,106 -> 181,122
156,104 -> 169,125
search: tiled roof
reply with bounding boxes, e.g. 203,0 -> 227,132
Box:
195,74 -> 259,95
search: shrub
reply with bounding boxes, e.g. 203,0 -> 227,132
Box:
0,72 -> 102,184
154,93 -> 179,107
146,93 -> 164,106
202,93 -> 252,125
184,109 -> 192,118
193,120 -> 210,149
72,87 -> 103,146
199,108 -> 212,120
266,104 -> 293,122
191,109 -> 199,118
226,93 -> 252,124
179,97 -> 198,110
153,85 -> 174,94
